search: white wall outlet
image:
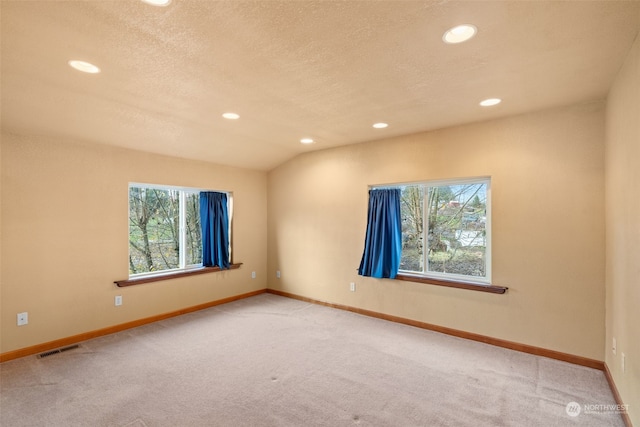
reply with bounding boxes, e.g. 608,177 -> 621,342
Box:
350,282 -> 356,292
613,337 -> 617,355
115,295 -> 123,306
17,312 -> 28,326
251,271 -> 256,279
276,270 -> 281,279
621,352 -> 626,373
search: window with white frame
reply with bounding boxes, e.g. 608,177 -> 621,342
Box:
399,177 -> 491,284
128,184 -> 230,277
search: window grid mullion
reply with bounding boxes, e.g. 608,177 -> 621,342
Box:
179,191 -> 187,269
422,185 -> 429,274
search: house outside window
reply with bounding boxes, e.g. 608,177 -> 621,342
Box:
399,177 -> 491,284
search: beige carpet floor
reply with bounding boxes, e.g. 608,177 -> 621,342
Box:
0,293 -> 624,426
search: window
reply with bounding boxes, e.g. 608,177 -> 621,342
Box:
399,177 -> 490,284
128,184 -> 230,277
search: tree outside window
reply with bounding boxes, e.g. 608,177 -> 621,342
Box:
128,186 -> 202,275
399,178 -> 490,283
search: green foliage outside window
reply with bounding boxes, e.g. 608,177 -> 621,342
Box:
400,181 -> 488,281
129,187 -> 202,275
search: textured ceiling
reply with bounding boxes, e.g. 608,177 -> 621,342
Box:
2,1 -> 639,171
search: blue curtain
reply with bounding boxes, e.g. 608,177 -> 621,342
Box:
200,192 -> 230,269
358,188 -> 402,279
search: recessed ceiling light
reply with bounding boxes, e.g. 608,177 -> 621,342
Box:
68,60 -> 100,74
222,113 -> 240,120
479,98 -> 502,107
300,138 -> 314,144
373,123 -> 388,129
443,24 -> 477,44
141,0 -> 171,6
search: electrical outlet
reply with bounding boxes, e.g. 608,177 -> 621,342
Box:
621,353 -> 626,373
276,270 -> 281,279
613,337 -> 617,355
251,271 -> 256,279
115,295 -> 122,306
350,282 -> 356,292
17,312 -> 28,326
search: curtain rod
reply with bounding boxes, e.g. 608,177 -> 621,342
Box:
369,185 -> 402,190
369,176 -> 491,190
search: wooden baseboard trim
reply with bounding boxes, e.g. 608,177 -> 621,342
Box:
604,362 -> 633,427
266,289 -> 604,370
0,289 -> 267,363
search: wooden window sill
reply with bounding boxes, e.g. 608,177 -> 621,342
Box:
115,263 -> 242,287
395,274 -> 507,294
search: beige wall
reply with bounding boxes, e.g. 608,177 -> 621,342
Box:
1,101 -> 611,374
605,33 -> 640,425
268,102 -> 606,360
3,52 -> 637,417
0,133 -> 267,354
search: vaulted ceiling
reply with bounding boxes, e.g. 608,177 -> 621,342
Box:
2,1 -> 639,171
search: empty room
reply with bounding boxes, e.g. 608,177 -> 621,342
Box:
1,1 -> 639,426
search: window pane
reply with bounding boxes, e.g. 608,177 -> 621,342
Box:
427,183 -> 487,278
129,187 -> 180,274
400,185 -> 424,272
185,192 -> 202,265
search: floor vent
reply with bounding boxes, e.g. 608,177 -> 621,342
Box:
37,344 -> 80,359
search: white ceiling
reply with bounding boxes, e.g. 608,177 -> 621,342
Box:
2,1 -> 639,171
